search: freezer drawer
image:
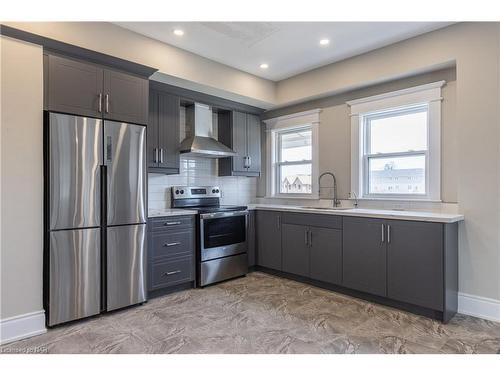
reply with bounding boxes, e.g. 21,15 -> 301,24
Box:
48,228 -> 101,326
104,121 -> 146,226
49,113 -> 103,230
107,224 -> 147,311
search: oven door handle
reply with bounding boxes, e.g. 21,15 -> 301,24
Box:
200,210 -> 249,220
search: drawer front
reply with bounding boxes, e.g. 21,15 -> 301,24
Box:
151,228 -> 194,261
282,212 -> 342,229
150,257 -> 193,290
149,215 -> 195,231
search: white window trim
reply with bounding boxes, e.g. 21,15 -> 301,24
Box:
348,81 -> 444,202
264,109 -> 320,199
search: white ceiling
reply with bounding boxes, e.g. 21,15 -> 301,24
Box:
115,22 -> 453,81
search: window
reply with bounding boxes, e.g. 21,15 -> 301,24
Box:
348,81 -> 444,201
277,127 -> 312,194
264,110 -> 320,198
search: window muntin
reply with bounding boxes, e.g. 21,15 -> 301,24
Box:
276,127 -> 313,195
363,105 -> 429,197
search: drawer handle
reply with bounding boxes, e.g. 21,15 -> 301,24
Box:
163,242 -> 180,247
164,221 -> 181,226
164,270 -> 181,276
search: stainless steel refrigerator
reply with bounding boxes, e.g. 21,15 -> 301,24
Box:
44,112 -> 147,326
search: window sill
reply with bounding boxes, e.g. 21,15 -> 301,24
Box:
264,195 -> 319,200
357,197 -> 442,203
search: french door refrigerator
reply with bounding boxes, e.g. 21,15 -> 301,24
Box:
44,112 -> 147,327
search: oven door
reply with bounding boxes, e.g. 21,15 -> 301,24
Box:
200,210 -> 248,262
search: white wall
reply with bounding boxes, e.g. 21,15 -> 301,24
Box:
0,36 -> 44,321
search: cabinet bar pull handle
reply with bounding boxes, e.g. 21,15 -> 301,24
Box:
305,229 -> 308,245
98,93 -> 103,113
105,94 -> 110,113
165,221 -> 181,226
164,242 -> 180,247
160,148 -> 164,164
154,148 -> 159,163
387,225 -> 391,244
309,230 -> 312,247
164,270 -> 181,276
381,224 -> 385,243
248,156 -> 252,169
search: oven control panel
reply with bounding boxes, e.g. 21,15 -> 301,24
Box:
172,186 -> 221,199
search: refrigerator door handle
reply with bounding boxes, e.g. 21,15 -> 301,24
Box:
106,135 -> 112,162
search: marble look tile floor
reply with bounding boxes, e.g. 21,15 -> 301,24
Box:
2,272 -> 500,354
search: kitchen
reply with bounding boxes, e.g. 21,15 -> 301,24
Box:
1,4 -> 500,369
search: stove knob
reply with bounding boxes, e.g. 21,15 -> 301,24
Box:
215,189 -> 220,193
180,190 -> 184,194
175,190 -> 180,195
212,189 -> 216,193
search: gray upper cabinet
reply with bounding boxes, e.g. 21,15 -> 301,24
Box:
256,210 -> 282,270
309,226 -> 342,285
282,223 -> 309,277
103,69 -> 148,125
342,216 -> 387,297
246,114 -> 262,174
46,54 -> 103,118
147,89 -> 180,174
386,220 -> 443,310
218,111 -> 262,177
45,54 -> 148,125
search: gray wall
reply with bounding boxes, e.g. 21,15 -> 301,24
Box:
259,68 -> 457,203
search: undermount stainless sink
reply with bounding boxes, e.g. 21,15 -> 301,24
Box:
300,206 -> 352,211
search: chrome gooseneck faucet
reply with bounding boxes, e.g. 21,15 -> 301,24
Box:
319,172 -> 340,207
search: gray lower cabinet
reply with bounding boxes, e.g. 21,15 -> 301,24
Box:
281,213 -> 342,283
255,210 -> 458,322
309,226 -> 342,285
147,215 -> 195,293
45,53 -> 149,125
386,220 -> 443,310
256,210 -> 282,270
247,210 -> 256,267
343,216 -> 457,319
282,224 -> 309,277
342,217 -> 387,297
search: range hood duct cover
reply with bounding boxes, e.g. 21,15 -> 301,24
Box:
180,103 -> 236,158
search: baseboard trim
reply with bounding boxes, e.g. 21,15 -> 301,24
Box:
458,292 -> 500,323
0,310 -> 47,345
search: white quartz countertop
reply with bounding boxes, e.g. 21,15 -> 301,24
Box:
148,208 -> 198,218
247,204 -> 464,223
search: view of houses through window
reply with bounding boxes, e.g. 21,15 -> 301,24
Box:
364,106 -> 428,196
277,127 -> 313,194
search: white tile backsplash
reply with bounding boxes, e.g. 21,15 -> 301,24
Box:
148,157 -> 257,209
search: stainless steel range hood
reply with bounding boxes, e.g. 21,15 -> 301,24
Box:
180,103 -> 236,158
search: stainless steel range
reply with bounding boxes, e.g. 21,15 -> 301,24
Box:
171,186 -> 248,286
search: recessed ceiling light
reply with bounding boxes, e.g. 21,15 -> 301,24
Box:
173,29 -> 184,36
319,39 -> 330,46
260,63 -> 269,69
